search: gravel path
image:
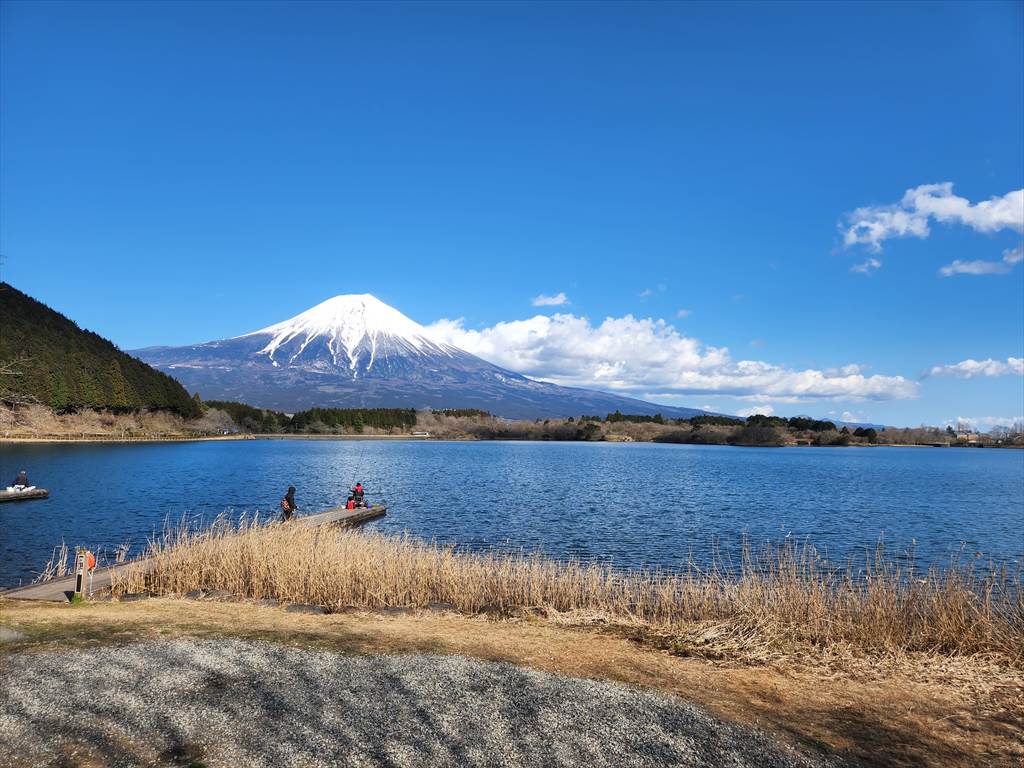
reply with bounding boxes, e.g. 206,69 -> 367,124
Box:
0,639 -> 838,768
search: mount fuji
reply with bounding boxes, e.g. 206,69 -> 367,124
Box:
133,294 -> 709,419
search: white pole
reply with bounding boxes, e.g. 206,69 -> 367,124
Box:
74,550 -> 85,598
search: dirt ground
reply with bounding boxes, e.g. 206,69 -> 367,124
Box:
1,597 -> 1021,767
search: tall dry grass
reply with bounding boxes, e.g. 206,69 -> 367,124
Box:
112,517 -> 1023,664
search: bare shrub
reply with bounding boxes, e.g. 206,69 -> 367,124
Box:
187,408 -> 236,435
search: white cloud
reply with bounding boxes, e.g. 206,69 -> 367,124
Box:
737,405 -> 774,417
927,357 -> 1024,379
842,183 -> 1024,252
840,410 -> 860,422
851,257 -> 882,274
939,259 -> 1011,276
947,415 -> 1024,431
844,208 -> 931,251
639,284 -> 667,299
939,243 -> 1024,277
905,184 -> 1023,233
425,312 -> 918,402
531,292 -> 569,307
823,364 -> 865,377
676,309 -> 692,318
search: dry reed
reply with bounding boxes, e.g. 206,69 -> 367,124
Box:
33,540 -> 132,584
35,541 -> 71,582
112,517 -> 1023,665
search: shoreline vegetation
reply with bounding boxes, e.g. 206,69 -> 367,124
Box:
80,518 -> 1022,765
4,402 -> 1023,447
112,517 -> 1023,667
5,521 -> 1022,766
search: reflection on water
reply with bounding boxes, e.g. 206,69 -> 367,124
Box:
1,440 -> 1021,586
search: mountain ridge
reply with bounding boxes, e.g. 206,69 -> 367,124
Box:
0,283 -> 200,416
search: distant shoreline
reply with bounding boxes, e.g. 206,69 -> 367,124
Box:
0,433 -> 431,444
3,433 -> 1020,448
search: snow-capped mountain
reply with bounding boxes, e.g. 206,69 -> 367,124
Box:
133,294 -> 709,419
241,294 -> 463,377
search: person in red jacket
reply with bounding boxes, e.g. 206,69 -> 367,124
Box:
280,486 -> 297,521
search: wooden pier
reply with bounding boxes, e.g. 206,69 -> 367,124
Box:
0,487 -> 49,503
0,504 -> 386,603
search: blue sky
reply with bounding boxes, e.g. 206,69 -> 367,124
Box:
2,0 -> 1022,427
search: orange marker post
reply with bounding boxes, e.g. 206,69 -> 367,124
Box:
86,550 -> 96,597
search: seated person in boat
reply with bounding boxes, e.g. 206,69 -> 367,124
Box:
280,486 -> 297,521
352,482 -> 365,507
345,494 -> 356,510
11,470 -> 31,491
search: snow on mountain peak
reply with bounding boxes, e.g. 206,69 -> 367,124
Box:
243,293 -> 455,369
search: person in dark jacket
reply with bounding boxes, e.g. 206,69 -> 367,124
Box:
280,486 -> 297,521
12,470 -> 29,490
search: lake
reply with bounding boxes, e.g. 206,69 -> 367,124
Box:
1,440 -> 1021,587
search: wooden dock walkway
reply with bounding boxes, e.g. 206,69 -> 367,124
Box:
0,504 -> 386,603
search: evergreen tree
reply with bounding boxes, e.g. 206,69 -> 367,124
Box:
78,369 -> 101,409
107,359 -> 132,408
48,370 -> 70,411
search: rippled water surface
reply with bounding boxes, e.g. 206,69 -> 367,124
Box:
1,440 -> 1021,586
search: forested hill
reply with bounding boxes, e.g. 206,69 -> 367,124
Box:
0,283 -> 200,416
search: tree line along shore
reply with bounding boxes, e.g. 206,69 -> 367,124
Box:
2,400 -> 1022,447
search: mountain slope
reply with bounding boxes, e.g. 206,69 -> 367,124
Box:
0,283 -> 200,416
134,294 -> 708,420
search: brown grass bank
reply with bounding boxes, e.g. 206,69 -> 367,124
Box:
112,519 -> 1023,667
2,598 -> 1022,767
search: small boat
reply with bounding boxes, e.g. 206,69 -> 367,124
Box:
0,487 -> 49,503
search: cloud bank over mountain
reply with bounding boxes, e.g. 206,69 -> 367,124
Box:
426,313 -> 917,403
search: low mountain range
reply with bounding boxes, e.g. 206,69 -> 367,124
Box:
134,294 -> 711,420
